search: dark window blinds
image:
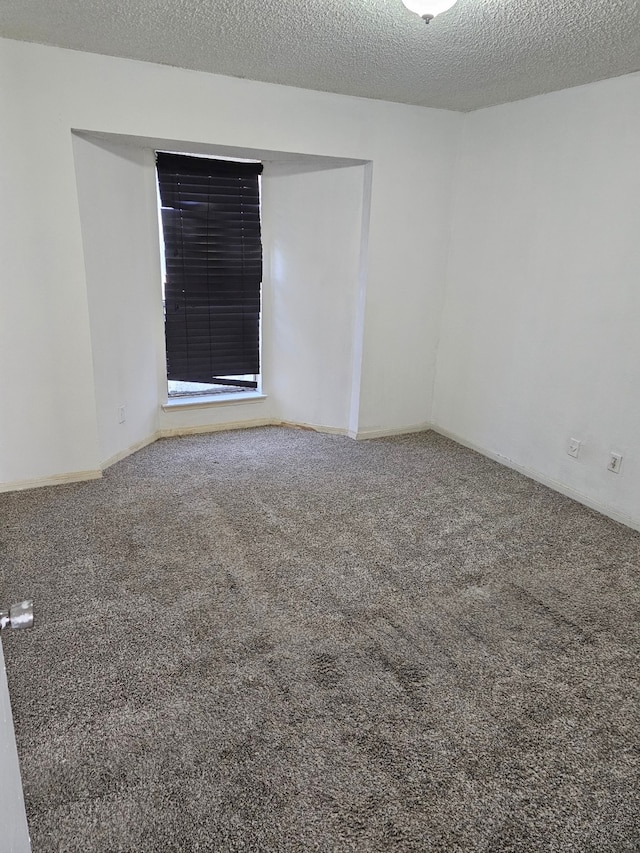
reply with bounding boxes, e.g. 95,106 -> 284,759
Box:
156,152 -> 263,388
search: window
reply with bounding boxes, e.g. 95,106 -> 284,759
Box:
155,153 -> 263,398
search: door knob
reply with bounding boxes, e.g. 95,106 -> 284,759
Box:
0,600 -> 34,631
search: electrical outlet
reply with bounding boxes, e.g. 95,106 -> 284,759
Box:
567,438 -> 581,459
607,452 -> 622,474
118,406 -> 126,424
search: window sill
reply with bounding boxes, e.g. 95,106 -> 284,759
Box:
162,392 -> 266,411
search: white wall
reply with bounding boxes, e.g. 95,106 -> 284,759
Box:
0,37 -> 461,488
356,110 -> 460,437
72,137 -> 164,466
0,46 -> 100,486
262,162 -> 367,432
433,72 -> 640,529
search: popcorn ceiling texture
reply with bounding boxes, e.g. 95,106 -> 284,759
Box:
0,0 -> 639,110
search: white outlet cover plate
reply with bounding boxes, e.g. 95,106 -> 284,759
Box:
568,438 -> 581,458
608,452 -> 623,473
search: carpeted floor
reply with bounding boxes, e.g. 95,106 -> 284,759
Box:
1,427 -> 639,852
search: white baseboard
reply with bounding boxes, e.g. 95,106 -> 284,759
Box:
278,421 -> 431,441
431,424 -> 640,533
280,420 -> 349,436
157,418 -> 275,439
161,419 -> 353,439
351,423 -> 431,440
100,433 -> 159,472
0,468 -> 102,493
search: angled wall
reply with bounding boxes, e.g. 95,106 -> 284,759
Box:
72,136 -> 164,467
261,161 -> 368,433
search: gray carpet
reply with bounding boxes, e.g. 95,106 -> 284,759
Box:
1,427 -> 639,852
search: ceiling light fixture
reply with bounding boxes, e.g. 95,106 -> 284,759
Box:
401,0 -> 458,24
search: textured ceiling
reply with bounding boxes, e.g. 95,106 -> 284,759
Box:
1,0 -> 640,111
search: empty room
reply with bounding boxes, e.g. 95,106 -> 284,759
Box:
0,0 -> 639,850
